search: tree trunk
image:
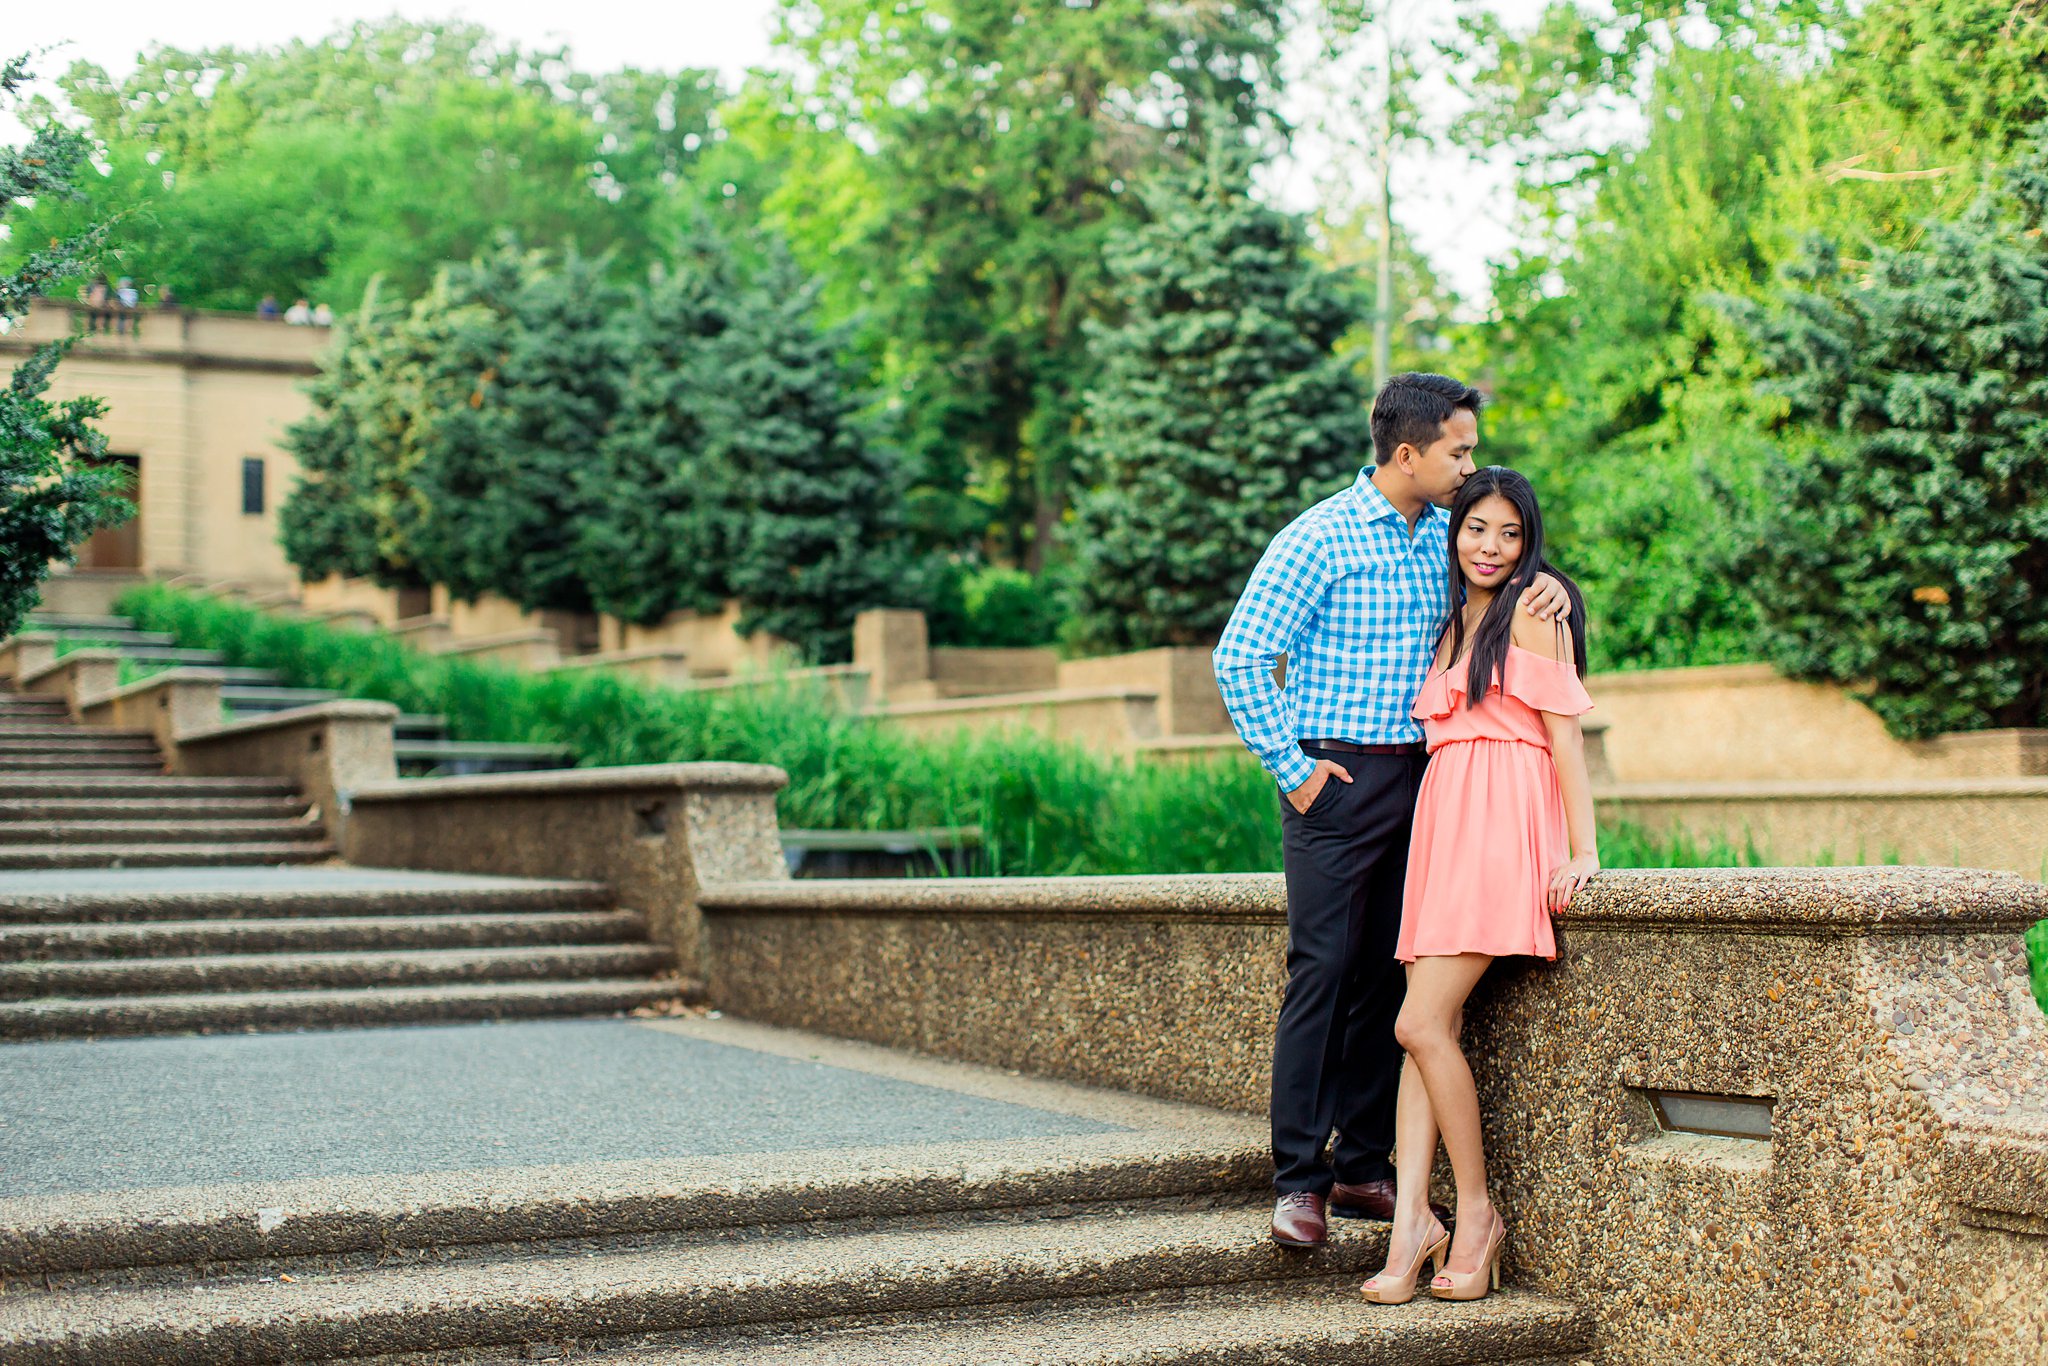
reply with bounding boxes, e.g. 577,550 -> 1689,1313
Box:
1372,22 -> 1395,392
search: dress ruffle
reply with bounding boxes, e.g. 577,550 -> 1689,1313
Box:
1412,644 -> 1593,724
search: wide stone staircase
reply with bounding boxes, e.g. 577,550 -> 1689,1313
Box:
0,688 -> 332,870
19,612 -> 573,777
0,870 -> 682,1041
0,602 -> 1598,1363
0,689 -> 683,1040
0,1139 -> 1591,1363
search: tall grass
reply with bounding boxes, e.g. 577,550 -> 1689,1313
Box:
121,584 -> 1282,876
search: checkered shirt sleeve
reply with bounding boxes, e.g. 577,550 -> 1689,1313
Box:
1212,518 -> 1329,792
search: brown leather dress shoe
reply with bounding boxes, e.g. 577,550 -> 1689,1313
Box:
1330,1178 -> 1453,1228
1270,1191 -> 1327,1248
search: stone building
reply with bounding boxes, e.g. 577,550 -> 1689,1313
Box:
0,298 -> 325,589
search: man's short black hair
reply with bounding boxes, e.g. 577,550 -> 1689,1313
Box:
1370,372 -> 1485,465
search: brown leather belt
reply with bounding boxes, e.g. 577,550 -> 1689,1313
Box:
1302,738 -> 1425,756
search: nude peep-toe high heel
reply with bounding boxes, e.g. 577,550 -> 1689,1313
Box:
1359,1221 -> 1450,1305
1428,1212 -> 1505,1301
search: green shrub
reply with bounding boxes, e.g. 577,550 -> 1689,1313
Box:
1726,133 -> 2048,739
960,567 -> 1065,649
2028,919 -> 2048,1018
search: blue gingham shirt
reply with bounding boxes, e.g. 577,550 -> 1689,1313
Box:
1213,468 -> 1451,791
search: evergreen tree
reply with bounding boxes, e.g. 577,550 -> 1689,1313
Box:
575,247 -> 739,624
362,248 -> 528,598
0,57 -> 134,636
1726,128 -> 2048,738
709,247 -> 907,662
1065,153 -> 1371,651
425,248 -> 625,613
279,299 -> 421,585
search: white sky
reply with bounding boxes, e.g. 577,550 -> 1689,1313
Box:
7,1 -> 1551,310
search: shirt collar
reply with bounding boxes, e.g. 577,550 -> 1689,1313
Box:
1350,466 -> 1449,528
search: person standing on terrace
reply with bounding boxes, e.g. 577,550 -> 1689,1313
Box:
1358,464 -> 1599,1306
1212,372 -> 1570,1251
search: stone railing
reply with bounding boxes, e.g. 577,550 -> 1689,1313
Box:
696,867 -> 2048,1363
343,764 -> 789,975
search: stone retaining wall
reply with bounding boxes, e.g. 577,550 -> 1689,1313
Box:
346,763 -> 789,975
1584,663 -> 2047,784
698,868 -> 2048,1364
1600,778 -> 2048,880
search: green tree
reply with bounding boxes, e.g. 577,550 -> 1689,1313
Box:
432,249 -> 622,614
5,23 -> 724,310
574,249 -> 736,625
410,246 -> 625,613
760,0 -> 1285,567
1065,153 -> 1371,651
1726,136 -> 2048,738
277,301 -> 407,585
710,247 -> 908,661
0,56 -> 133,637
1437,0 -> 2048,670
279,250 -> 528,593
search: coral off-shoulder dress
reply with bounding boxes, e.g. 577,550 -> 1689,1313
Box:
1396,643 -> 1595,964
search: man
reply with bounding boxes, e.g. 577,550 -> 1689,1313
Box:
1212,372 -> 1569,1248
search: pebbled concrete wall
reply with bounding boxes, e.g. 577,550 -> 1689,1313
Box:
699,867 -> 2048,1365
346,763 -> 789,979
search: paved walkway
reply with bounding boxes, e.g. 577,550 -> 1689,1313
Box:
0,1019 -> 1120,1197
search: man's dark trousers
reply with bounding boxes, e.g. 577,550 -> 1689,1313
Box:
1271,743 -> 1427,1195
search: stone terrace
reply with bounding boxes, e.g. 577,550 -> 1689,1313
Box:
0,1016 -> 1591,1364
0,654 -> 2042,1361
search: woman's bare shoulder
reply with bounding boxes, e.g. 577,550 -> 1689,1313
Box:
1510,607 -> 1573,662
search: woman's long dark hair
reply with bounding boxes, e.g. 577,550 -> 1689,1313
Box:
1438,467 -> 1588,707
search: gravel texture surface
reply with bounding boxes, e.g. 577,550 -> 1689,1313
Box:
0,1019 -> 1119,1197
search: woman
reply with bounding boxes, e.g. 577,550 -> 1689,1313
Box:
1358,465 -> 1599,1305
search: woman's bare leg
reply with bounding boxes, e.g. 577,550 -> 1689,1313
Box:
1394,953 -> 1495,1274
1366,963 -> 1446,1284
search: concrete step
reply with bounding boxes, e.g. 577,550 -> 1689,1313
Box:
0,735 -> 161,755
0,909 -> 649,960
0,1203 -> 1396,1362
0,704 -> 72,720
0,797 -> 311,821
4,1142 -> 1269,1282
17,627 -> 176,647
0,943 -> 675,997
0,755 -> 163,773
0,820 -> 325,845
21,612 -> 136,632
0,774 -> 300,799
88,645 -> 225,666
0,873 -> 614,924
600,1281 -> 1593,1366
221,685 -> 341,712
0,975 -> 685,1040
396,739 -> 576,776
0,724 -> 150,739
0,841 -> 336,870
0,1201 -> 1590,1365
